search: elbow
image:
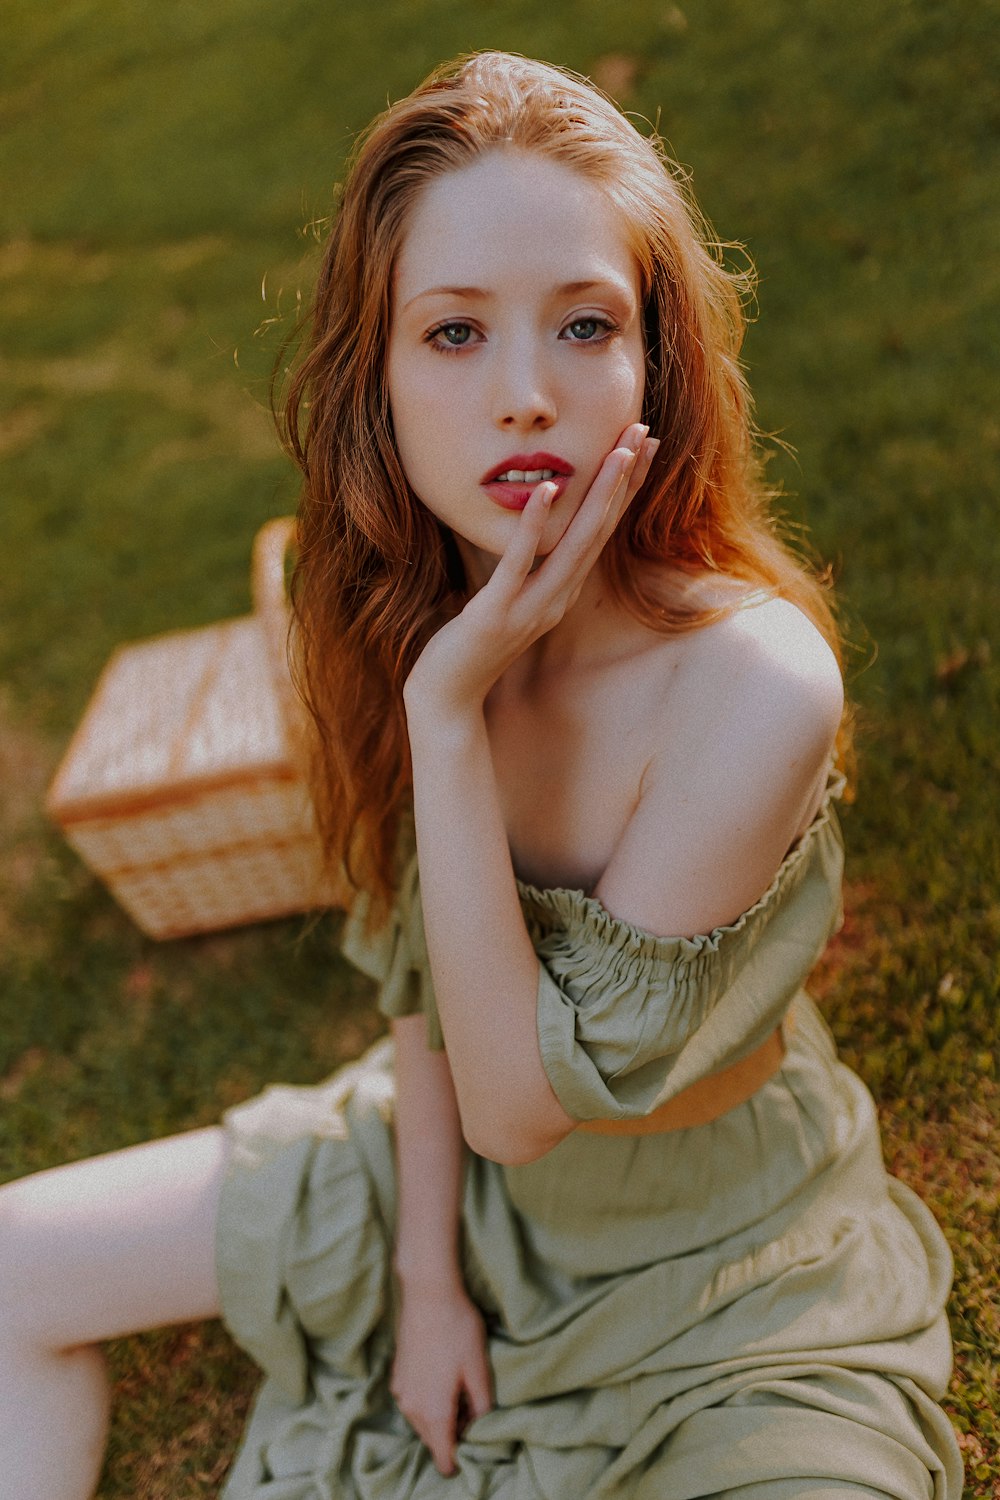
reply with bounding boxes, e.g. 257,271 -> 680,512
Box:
462,1117 -> 574,1166
455,1059 -> 579,1165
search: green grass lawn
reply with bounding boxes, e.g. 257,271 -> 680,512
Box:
1,1 -> 997,1494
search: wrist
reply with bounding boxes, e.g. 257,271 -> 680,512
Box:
392,1254 -> 467,1297
403,682 -> 486,746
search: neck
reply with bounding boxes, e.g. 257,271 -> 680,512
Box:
456,532 -> 641,679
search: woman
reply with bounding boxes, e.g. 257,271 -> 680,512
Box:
0,51 -> 963,1499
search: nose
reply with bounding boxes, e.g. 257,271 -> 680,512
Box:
492,335 -> 557,431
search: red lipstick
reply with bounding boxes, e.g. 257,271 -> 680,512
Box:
481,452 -> 575,512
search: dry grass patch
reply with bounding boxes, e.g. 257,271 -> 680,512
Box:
102,1322 -> 255,1500
0,402 -> 53,457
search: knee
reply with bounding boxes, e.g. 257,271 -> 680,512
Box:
0,1178 -> 37,1344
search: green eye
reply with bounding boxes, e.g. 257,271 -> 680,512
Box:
427,322 -> 475,352
564,317 -> 617,342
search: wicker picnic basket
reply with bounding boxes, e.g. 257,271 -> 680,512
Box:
46,517 -> 349,939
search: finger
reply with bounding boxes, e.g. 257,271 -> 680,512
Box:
544,428 -> 647,559
516,429 -> 646,607
396,1386 -> 460,1475
606,442 -> 647,522
618,436 -> 660,513
534,445 -> 638,591
585,432 -> 646,522
591,433 -> 660,538
615,419 -> 650,452
420,1408 -> 459,1476
462,1361 -> 494,1422
491,480 -> 557,593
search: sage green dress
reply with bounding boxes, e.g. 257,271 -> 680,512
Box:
216,777 -> 964,1498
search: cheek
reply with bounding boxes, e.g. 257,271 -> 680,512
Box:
389,349 -> 454,431
618,336 -> 647,416
590,348 -> 646,436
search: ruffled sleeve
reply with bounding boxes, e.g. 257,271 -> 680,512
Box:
340,779 -> 847,1107
339,851 -> 445,1052
520,781 -> 846,1122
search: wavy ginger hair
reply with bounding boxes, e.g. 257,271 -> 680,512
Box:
279,50 -> 847,917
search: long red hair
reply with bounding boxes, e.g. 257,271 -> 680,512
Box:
278,50 -> 848,918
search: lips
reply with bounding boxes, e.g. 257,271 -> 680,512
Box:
479,450 -> 575,510
481,452 -> 575,485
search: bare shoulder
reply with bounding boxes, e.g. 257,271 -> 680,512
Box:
594,592 -> 844,937
701,593 -> 842,734
635,567 -> 843,719
638,585 -> 839,762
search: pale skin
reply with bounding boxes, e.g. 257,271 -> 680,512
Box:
0,147 -> 843,1494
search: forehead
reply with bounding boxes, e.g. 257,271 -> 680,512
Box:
392,148 -> 640,305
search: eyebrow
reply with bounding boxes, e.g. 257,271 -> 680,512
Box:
401,278 -> 632,313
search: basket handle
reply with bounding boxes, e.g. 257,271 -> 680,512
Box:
251,517 -> 355,909
251,517 -> 308,753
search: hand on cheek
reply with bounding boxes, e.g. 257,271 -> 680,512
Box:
558,422 -> 657,539
403,425 -> 659,718
538,423 -> 657,553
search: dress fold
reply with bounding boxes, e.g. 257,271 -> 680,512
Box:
217,778 -> 962,1498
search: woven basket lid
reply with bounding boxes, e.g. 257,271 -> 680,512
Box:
47,519 -> 306,824
47,615 -> 298,822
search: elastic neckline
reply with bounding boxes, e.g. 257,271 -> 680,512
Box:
514,769 -> 846,956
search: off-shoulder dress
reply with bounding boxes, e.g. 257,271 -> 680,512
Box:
215,776 -> 964,1498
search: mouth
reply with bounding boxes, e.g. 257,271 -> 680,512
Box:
481,452 -> 575,511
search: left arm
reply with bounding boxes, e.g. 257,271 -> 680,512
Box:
404,436 -> 842,1165
404,433 -> 651,1165
403,701 -> 572,1164
389,1014 -> 493,1476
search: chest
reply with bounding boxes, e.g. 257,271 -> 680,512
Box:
486,649 -> 676,892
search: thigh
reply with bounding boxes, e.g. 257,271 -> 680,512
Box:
635,1368 -> 944,1500
1,1127 -> 229,1347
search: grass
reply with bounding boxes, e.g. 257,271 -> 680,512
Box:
0,0 -> 997,1493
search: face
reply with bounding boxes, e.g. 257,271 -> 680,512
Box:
386,148 -> 646,578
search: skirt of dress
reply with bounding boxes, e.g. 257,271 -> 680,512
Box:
215,996 -> 964,1500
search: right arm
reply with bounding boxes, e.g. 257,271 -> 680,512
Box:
389,1013 -> 493,1475
392,1012 -> 466,1289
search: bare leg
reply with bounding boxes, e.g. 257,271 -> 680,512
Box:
0,1127 -> 229,1500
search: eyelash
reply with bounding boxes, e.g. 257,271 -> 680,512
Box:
423,316 -> 621,355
